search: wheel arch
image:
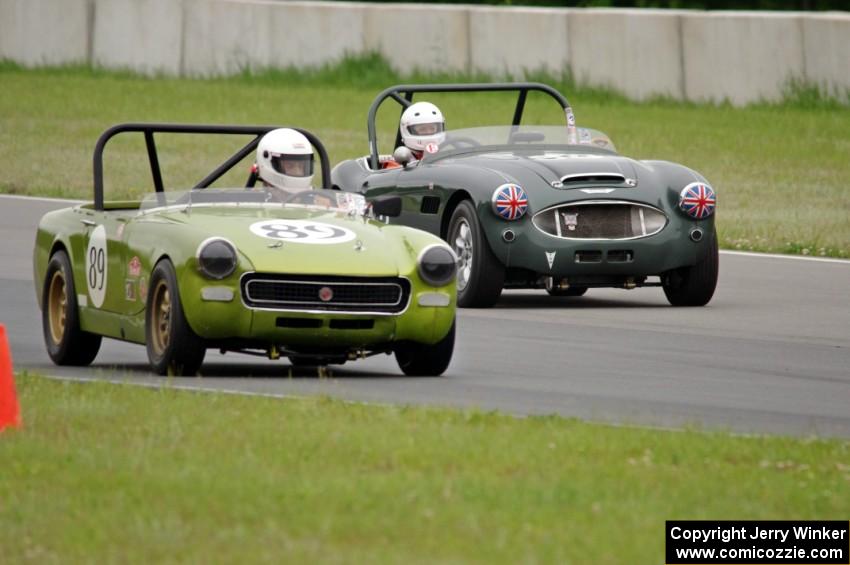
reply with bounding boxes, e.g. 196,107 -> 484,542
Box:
440,190 -> 472,240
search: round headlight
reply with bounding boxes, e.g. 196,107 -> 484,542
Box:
418,245 -> 457,287
197,238 -> 237,279
678,182 -> 716,219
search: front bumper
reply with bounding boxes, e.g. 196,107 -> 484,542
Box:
180,273 -> 456,348
480,209 -> 715,278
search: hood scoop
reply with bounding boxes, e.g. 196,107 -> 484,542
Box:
551,172 -> 637,189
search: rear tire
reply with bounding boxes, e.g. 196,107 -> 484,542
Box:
146,260 -> 206,376
42,250 -> 102,366
447,200 -> 504,308
663,232 -> 719,306
394,320 -> 455,377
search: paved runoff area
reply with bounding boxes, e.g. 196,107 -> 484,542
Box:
2,195 -> 849,437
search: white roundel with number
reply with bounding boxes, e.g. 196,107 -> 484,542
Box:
249,220 -> 356,245
85,225 -> 108,308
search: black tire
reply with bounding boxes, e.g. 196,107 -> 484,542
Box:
662,232 -> 719,306
146,260 -> 206,376
447,200 -> 505,308
546,286 -> 588,297
42,250 -> 102,366
394,320 -> 455,377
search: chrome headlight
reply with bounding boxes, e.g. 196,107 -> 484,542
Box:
196,238 -> 237,279
678,182 -> 716,219
491,183 -> 528,220
418,245 -> 457,287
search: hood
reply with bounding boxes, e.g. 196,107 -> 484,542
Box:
147,205 -> 414,276
443,149 -> 643,189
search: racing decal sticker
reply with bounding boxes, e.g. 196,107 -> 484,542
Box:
249,220 -> 356,245
125,279 -> 136,302
546,251 -> 556,270
128,256 -> 141,278
85,225 -> 108,308
679,182 -> 716,219
425,142 -> 439,154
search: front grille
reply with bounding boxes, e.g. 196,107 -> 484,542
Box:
242,274 -> 410,313
532,201 -> 667,240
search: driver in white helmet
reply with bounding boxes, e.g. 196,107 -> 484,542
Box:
252,128 -> 315,198
382,101 -> 445,169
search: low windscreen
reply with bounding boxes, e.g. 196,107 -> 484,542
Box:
139,188 -> 367,215
437,126 -> 616,153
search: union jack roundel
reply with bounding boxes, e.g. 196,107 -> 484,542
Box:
679,182 -> 716,219
491,183 -> 529,221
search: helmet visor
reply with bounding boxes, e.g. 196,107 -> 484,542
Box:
407,122 -> 444,136
270,153 -> 314,178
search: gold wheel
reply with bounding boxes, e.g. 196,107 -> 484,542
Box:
150,279 -> 172,357
47,270 -> 67,345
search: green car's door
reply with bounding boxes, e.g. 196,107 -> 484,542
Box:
71,208 -> 137,315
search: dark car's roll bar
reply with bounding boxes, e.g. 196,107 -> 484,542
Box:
92,123 -> 331,211
366,83 -> 575,170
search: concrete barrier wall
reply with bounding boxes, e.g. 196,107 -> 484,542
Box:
2,0 -> 848,105
802,12 -> 850,96
468,6 -> 569,78
569,9 -> 687,101
0,0 -> 90,66
363,3 -> 469,73
92,0 -> 183,75
682,11 -> 805,104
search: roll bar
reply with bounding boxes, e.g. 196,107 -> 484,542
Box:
366,83 -> 575,169
92,123 -> 331,211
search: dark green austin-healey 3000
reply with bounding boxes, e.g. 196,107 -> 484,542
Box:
332,83 -> 718,308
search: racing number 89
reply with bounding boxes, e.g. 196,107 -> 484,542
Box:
88,246 -> 105,290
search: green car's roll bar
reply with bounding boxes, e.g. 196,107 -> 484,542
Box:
92,123 -> 332,211
366,83 -> 575,170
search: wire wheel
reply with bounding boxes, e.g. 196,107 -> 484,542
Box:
452,218 -> 473,292
150,280 -> 172,357
47,270 -> 67,344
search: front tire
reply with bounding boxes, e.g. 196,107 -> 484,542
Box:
447,200 -> 505,308
146,260 -> 206,375
394,320 -> 455,377
42,250 -> 102,366
663,232 -> 719,306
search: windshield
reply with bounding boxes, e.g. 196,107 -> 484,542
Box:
139,188 -> 367,215
436,125 -> 616,154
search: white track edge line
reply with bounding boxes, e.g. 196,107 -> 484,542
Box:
37,373 -> 804,440
720,250 -> 850,264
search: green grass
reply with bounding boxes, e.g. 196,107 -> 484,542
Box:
1,375 -> 848,564
1,58 -> 848,257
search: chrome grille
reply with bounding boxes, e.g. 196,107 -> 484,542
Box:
532,201 -> 667,240
241,274 -> 410,313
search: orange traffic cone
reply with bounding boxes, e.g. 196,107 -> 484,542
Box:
0,324 -> 22,430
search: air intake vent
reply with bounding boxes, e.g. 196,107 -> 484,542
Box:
533,201 -> 667,240
420,196 -> 440,214
561,173 -> 625,185
242,274 -> 410,313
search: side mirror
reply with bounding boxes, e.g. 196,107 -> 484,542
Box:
370,195 -> 402,218
392,146 -> 414,168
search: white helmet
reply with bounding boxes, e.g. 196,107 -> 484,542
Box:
256,128 -> 314,190
400,101 -> 445,153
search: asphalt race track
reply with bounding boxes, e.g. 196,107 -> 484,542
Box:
2,195 -> 848,437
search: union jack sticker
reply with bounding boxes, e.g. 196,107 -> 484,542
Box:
492,183 -> 529,221
679,182 -> 716,219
